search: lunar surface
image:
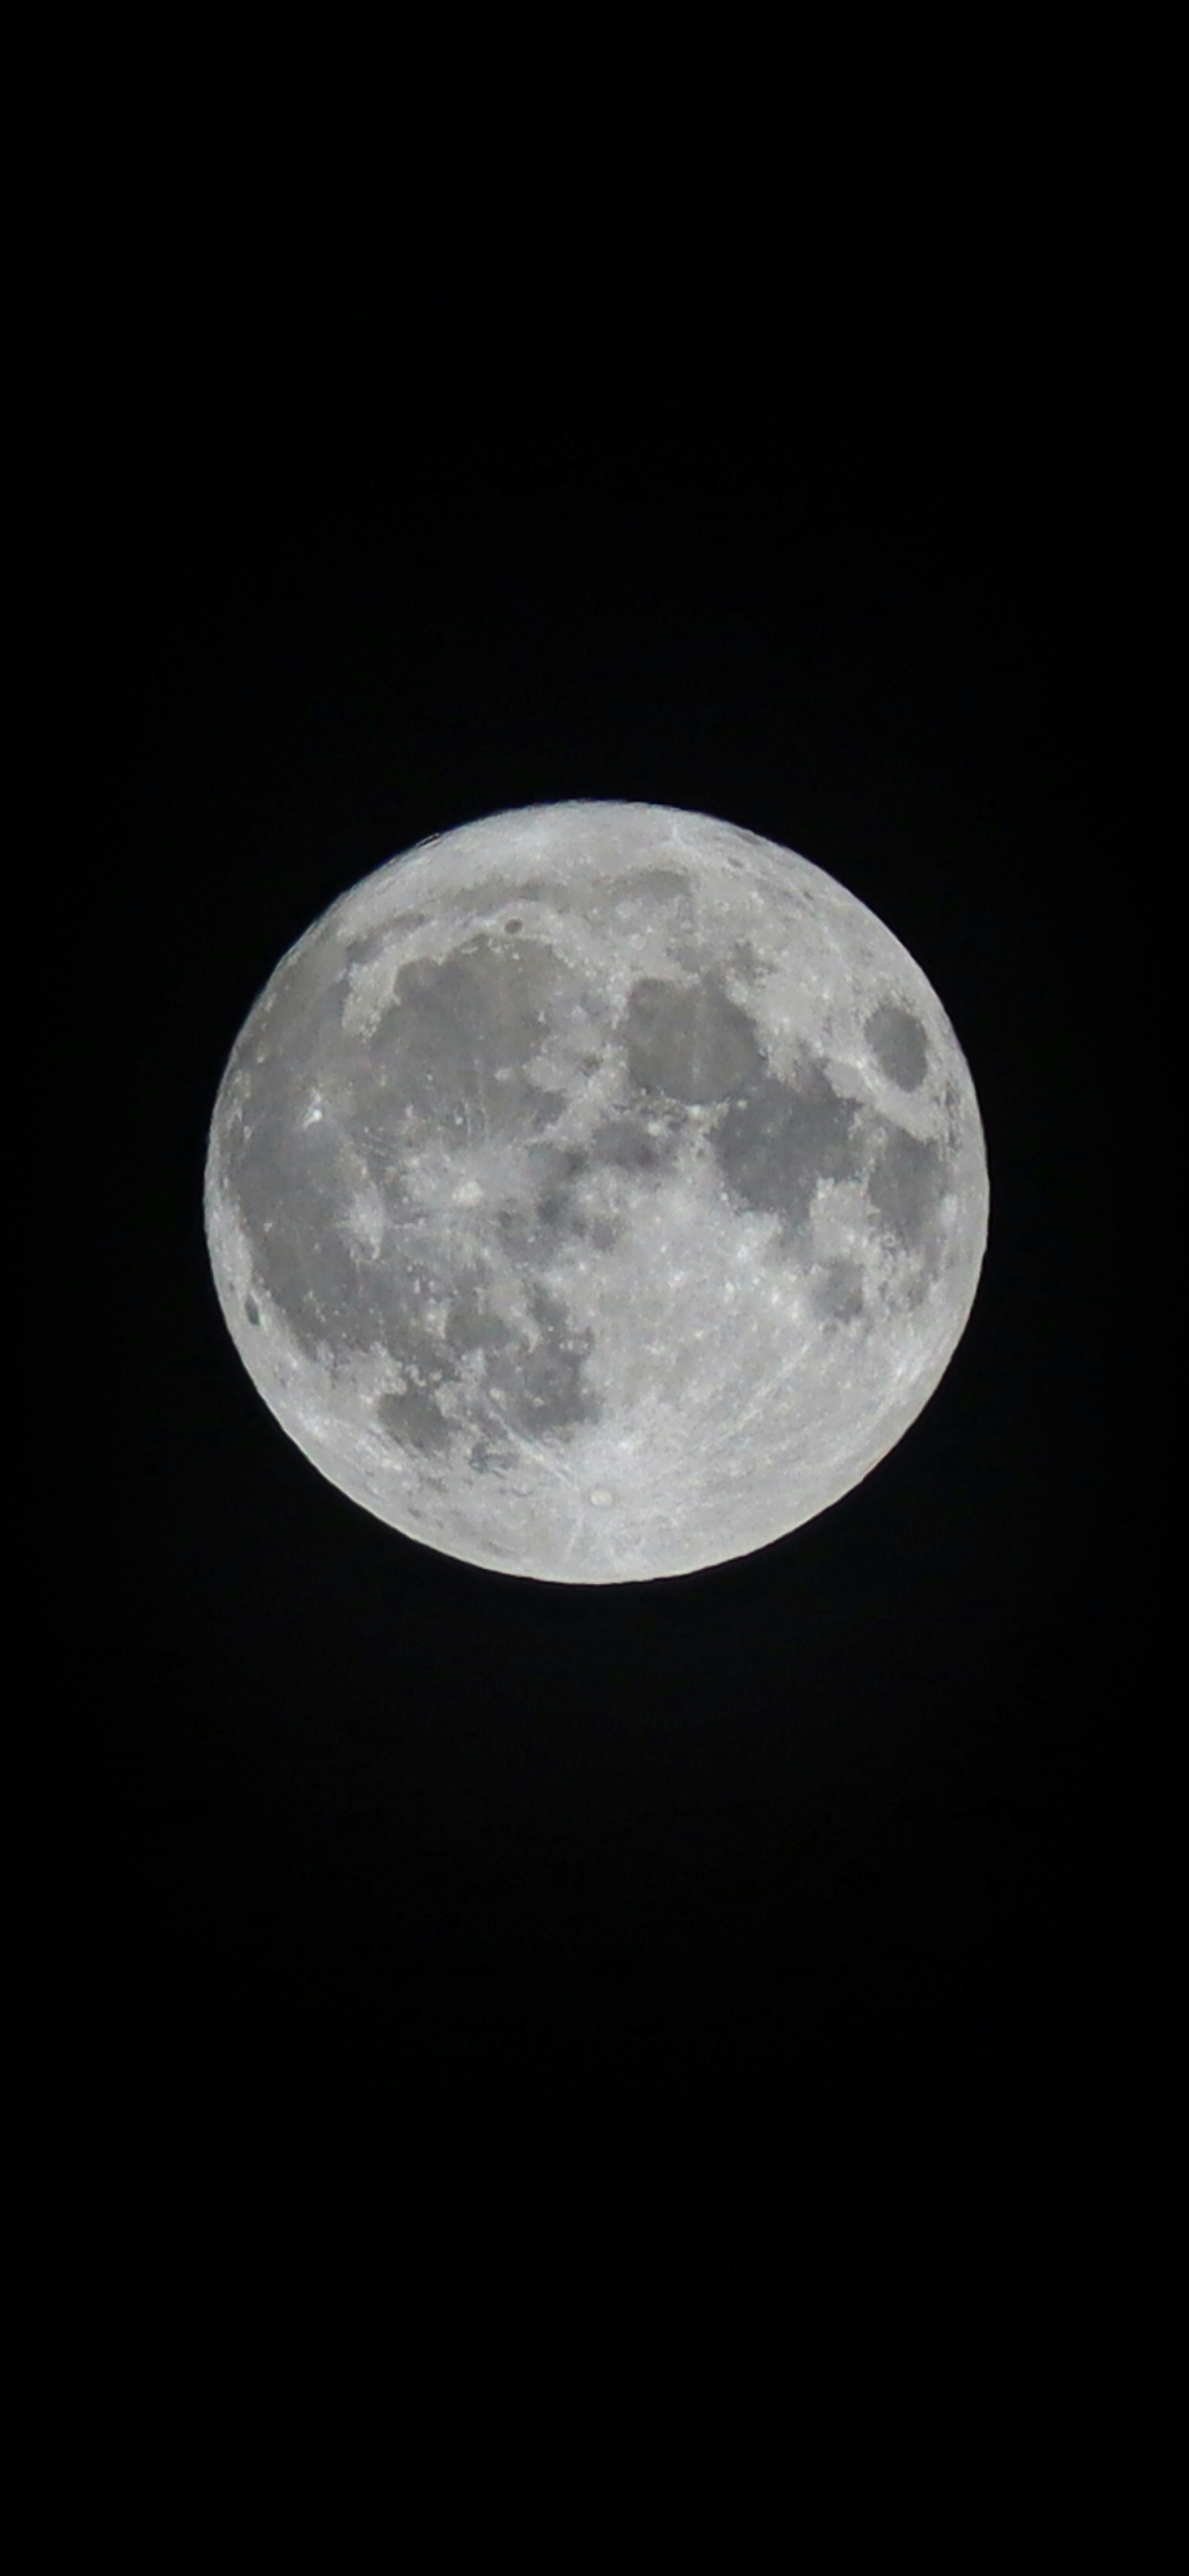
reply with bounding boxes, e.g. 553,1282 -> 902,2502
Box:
204,802 -> 988,1581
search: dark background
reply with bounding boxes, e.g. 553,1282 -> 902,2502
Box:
68,194 -> 1132,2349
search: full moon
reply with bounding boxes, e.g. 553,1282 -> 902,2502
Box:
204,802 -> 988,1582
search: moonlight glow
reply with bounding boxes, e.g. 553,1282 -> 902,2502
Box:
204,802 -> 988,1581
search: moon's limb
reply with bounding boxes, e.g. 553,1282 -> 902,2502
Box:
204,802 -> 988,1581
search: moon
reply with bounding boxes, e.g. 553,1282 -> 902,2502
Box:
204,802 -> 988,1582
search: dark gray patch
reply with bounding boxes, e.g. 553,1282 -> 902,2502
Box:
468,1436 -> 518,1475
494,1200 -> 544,1261
444,1271 -> 518,1360
225,957 -> 380,1356
449,875 -> 561,922
866,1126 -> 949,1253
241,938 -> 356,1097
533,1142 -> 590,1227
374,1262 -> 512,1459
369,1249 -> 449,1363
232,1103 -> 374,1358
374,1265 -> 601,1458
480,1284 -> 600,1443
621,974 -> 768,1105
590,1116 -> 673,1175
619,866 -> 691,906
345,915 -> 429,960
812,1259 -> 866,1324
224,923 -> 601,1388
534,1189 -> 583,1236
376,1378 -> 454,1456
243,1296 -> 261,1327
364,934 -> 571,1143
231,930 -> 580,1350
865,1001 -> 929,1092
586,1215 -> 621,1250
716,1059 -> 861,1237
491,879 -> 547,908
494,1145 -> 592,1256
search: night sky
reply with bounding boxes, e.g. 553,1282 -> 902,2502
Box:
67,197 -> 1128,2354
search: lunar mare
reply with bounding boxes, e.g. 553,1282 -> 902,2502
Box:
204,802 -> 988,1581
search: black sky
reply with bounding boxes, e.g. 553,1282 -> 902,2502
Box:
67,198 -> 1131,2352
